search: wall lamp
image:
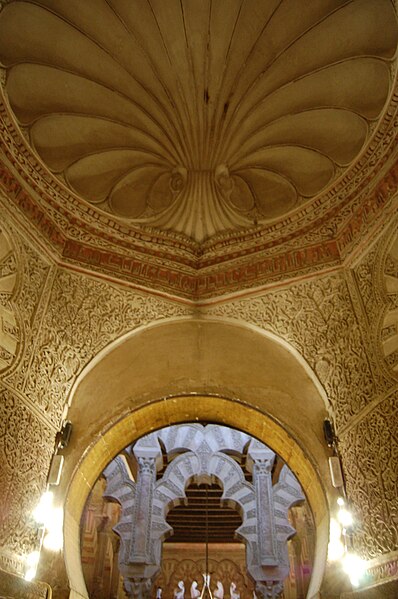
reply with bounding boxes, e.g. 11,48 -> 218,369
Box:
24,421 -> 72,580
324,419 -> 367,588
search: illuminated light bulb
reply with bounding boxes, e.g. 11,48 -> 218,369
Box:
338,507 -> 353,528
43,530 -> 63,551
337,497 -> 345,507
328,538 -> 345,561
46,505 -> 63,531
343,553 -> 367,587
32,490 -> 53,526
330,517 -> 342,539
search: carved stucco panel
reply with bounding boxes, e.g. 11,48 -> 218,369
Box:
339,389 -> 398,559
0,384 -> 54,574
354,244 -> 381,327
0,206 -> 56,395
380,227 -> 398,375
23,268 -> 191,426
350,219 -> 398,385
0,220 -> 20,372
2,237 -> 54,390
206,274 -> 375,429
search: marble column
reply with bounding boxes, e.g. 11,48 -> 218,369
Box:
252,450 -> 278,567
129,456 -> 157,563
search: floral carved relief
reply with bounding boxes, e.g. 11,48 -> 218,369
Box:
156,557 -> 252,599
206,273 -> 375,429
349,219 -> 398,385
339,390 -> 398,559
0,385 -> 54,574
23,268 -> 191,426
347,241 -> 389,394
0,217 -> 55,576
2,237 -> 53,391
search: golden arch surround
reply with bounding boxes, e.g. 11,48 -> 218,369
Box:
64,395 -> 329,599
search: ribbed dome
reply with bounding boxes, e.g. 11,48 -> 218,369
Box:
0,0 -> 397,241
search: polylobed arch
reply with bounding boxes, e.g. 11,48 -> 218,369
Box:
62,319 -> 332,598
146,423 -> 252,457
64,397 -> 329,599
146,444 -> 255,543
103,423 -> 307,596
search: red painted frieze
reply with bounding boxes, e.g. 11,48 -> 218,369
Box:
1,125 -> 397,299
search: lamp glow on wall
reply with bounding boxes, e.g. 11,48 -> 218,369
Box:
25,490 -> 64,580
24,550 -> 40,582
328,497 -> 367,588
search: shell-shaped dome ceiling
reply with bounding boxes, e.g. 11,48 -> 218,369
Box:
0,0 -> 397,242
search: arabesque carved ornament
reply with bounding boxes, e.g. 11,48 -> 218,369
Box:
380,229 -> 398,375
206,274 -> 376,429
0,385 -> 54,574
339,390 -> 398,560
0,223 -> 19,371
19,267 -> 190,426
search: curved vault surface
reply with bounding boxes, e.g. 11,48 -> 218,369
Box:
0,0 -> 398,300
0,0 -> 397,243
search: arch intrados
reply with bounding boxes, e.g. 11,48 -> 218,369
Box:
162,472 -> 244,523
67,317 -> 330,412
64,395 -> 328,599
158,448 -> 251,511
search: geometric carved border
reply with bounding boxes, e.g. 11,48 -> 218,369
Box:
380,226 -> 398,376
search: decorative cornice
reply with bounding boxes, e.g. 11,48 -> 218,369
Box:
1,80 -> 398,300
366,551 -> 398,584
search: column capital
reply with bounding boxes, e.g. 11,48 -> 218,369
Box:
137,456 -> 157,475
253,459 -> 274,475
124,577 -> 153,599
255,581 -> 284,599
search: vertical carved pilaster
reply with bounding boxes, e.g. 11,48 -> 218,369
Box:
129,456 -> 157,563
253,456 -> 278,566
110,537 -> 120,599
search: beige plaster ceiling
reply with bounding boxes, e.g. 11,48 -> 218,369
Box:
0,0 -> 397,242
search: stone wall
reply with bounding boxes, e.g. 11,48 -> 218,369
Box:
0,203 -> 396,595
0,210 -> 190,578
